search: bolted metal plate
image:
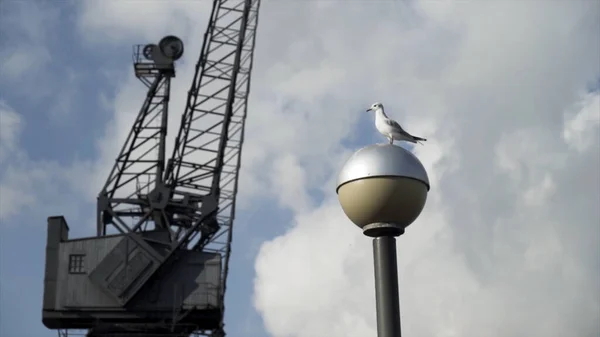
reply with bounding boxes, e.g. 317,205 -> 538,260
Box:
88,236 -> 155,305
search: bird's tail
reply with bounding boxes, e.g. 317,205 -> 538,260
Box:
413,136 -> 427,145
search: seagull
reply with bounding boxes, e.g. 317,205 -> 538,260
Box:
366,102 -> 427,145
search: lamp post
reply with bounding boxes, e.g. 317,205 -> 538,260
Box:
336,144 -> 430,337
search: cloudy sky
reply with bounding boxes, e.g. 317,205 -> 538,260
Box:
0,0 -> 599,336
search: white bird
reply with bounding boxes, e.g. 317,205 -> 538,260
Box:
366,102 -> 427,145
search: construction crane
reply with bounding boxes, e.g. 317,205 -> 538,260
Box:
41,0 -> 261,336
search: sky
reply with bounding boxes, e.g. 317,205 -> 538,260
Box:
0,0 -> 599,337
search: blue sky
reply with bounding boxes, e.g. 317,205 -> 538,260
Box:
1,1 -> 600,337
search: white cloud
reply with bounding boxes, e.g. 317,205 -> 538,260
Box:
250,2 -> 600,337
270,154 -> 312,213
72,0 -> 600,336
0,103 -> 43,220
0,1 -> 58,81
76,0 -> 211,44
0,101 -> 88,223
0,45 -> 51,80
0,101 -> 23,162
563,91 -> 600,152
0,102 -> 48,221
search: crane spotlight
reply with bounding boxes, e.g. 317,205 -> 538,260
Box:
143,44 -> 158,60
159,35 -> 184,61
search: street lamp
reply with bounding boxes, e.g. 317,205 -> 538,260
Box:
336,143 -> 430,337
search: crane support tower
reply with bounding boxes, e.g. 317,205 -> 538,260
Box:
41,0 -> 261,336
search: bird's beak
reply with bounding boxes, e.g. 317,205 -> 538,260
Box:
366,108 -> 372,112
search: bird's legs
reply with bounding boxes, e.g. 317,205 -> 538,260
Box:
388,137 -> 393,144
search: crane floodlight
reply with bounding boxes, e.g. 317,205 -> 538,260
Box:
159,35 -> 184,60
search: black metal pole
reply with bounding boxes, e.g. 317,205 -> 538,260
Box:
373,235 -> 402,337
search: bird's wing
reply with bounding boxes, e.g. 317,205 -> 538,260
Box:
383,118 -> 405,132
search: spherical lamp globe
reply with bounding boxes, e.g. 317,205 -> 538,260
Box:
336,144 -> 430,237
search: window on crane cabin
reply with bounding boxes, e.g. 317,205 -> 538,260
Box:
68,254 -> 86,274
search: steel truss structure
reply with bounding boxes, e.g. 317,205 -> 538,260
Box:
55,0 -> 261,336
